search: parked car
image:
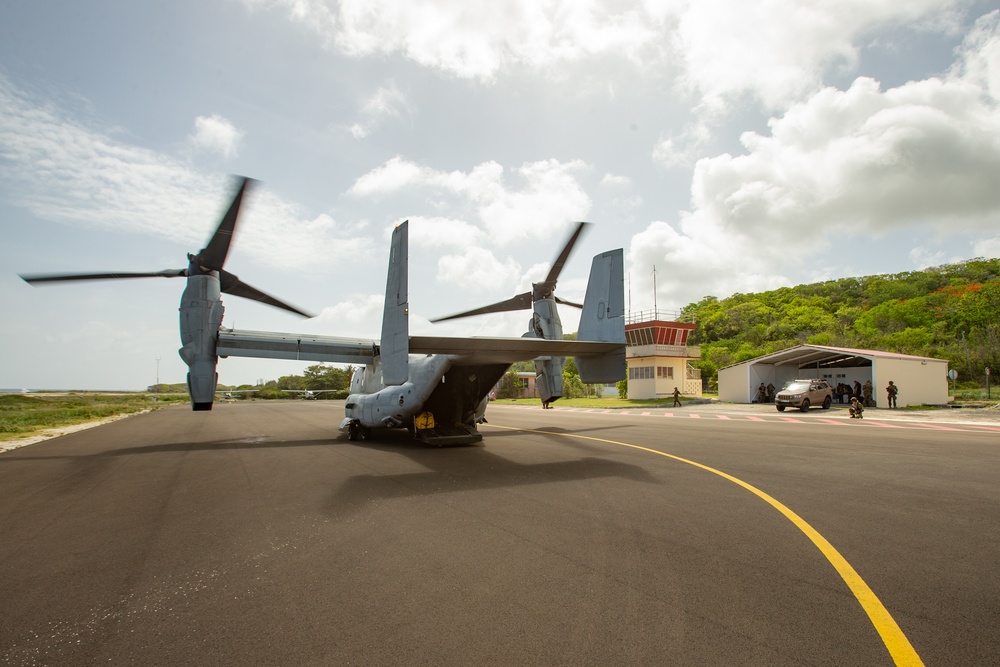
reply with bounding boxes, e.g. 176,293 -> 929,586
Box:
775,379 -> 833,412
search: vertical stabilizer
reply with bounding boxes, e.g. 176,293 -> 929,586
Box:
380,221 -> 409,385
576,248 -> 626,383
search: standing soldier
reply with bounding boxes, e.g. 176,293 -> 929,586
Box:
863,380 -> 874,407
886,380 -> 898,408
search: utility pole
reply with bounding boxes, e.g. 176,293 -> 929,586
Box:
155,357 -> 160,393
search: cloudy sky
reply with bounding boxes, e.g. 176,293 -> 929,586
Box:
2,0 -> 999,390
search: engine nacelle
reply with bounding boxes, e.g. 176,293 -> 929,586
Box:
533,356 -> 564,404
178,272 -> 223,410
525,297 -> 565,404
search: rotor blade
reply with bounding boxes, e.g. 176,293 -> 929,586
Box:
219,270 -> 313,318
543,221 -> 590,285
20,269 -> 186,285
554,296 -> 583,309
430,292 -> 533,323
198,176 -> 253,271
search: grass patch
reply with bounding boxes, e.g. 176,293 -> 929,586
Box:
0,393 -> 188,441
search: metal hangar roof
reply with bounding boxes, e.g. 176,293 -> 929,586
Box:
721,344 -> 944,371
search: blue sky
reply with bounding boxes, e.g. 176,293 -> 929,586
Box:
2,0 -> 999,390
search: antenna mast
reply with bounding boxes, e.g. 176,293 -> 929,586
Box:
651,265 -> 658,316
626,272 -> 631,316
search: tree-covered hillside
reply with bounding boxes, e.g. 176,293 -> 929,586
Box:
681,258 -> 1000,389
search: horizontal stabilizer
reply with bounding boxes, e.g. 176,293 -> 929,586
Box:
409,335 -> 621,366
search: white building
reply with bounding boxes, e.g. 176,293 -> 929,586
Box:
718,344 -> 949,408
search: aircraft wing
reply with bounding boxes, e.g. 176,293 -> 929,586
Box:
409,335 -> 623,366
217,329 -> 377,364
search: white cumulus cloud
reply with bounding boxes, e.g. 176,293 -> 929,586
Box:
242,0 -> 967,114
349,156 -> 591,245
350,81 -> 409,139
189,114 -> 245,158
436,246 -> 522,292
242,0 -> 665,81
671,0 -> 966,111
631,11 -> 1000,306
0,76 -> 371,271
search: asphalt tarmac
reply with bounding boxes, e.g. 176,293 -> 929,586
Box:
1,400 -> 998,666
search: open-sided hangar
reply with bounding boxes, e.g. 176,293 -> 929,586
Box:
718,344 -> 950,408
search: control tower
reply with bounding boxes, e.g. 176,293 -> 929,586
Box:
625,310 -> 701,399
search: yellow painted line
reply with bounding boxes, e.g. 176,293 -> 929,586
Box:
485,424 -> 925,667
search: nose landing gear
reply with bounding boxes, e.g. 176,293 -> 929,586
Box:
345,420 -> 370,441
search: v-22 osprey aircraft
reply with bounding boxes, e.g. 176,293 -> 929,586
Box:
21,178 -> 626,446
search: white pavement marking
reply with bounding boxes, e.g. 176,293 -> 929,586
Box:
488,404 -> 1000,434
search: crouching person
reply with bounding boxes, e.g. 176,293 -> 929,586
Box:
849,397 -> 864,419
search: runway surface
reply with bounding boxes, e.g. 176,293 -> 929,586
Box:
1,400 -> 998,666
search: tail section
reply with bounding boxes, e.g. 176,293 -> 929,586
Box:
379,221 -> 410,385
576,248 -> 625,383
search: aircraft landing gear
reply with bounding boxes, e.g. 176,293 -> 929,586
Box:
347,421 -> 370,441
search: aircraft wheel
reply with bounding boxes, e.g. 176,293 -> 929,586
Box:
347,422 -> 358,441
359,426 -> 370,440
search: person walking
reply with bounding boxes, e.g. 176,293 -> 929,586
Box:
672,386 -> 682,407
886,380 -> 898,409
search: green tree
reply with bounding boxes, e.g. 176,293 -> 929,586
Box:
303,364 -> 350,391
562,369 -> 585,398
496,369 -> 524,399
678,257 -> 1000,389
255,386 -> 284,400
277,374 -> 305,390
